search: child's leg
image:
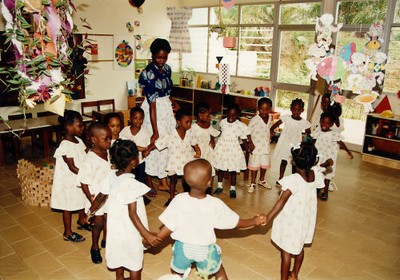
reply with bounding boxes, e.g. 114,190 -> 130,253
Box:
115,267 -> 125,280
90,215 -> 104,263
214,264 -> 228,280
251,170 -> 258,184
229,172 -> 237,198
159,177 -> 169,191
321,179 -> 330,200
77,209 -> 88,225
62,210 -> 72,235
128,269 -> 142,280
101,214 -> 107,248
259,167 -> 267,181
279,160 -> 287,180
213,171 -> 224,194
290,249 -> 304,280
169,174 -> 178,200
280,250 -> 291,280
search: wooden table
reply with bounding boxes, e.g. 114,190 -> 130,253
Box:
0,115 -> 91,166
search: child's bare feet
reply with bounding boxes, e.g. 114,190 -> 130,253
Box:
288,271 -> 298,280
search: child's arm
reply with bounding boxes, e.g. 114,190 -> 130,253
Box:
338,141 -> 353,159
193,144 -> 201,158
81,183 -> 94,203
246,135 -> 255,153
157,225 -> 173,240
320,158 -> 333,168
209,135 -> 216,148
62,156 -> 79,174
88,193 -> 108,216
236,213 -> 267,228
270,119 -> 282,136
265,189 -> 292,224
128,201 -> 162,247
305,128 -> 311,137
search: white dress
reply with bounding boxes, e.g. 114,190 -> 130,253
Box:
120,126 -> 151,164
78,150 -> 111,215
311,129 -> 342,179
190,123 -> 220,176
155,129 -> 197,176
248,114 -> 272,155
100,171 -> 150,271
273,115 -> 311,161
51,137 -> 86,211
213,119 -> 249,172
141,96 -> 176,178
271,168 -> 325,255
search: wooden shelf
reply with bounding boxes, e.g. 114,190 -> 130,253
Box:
365,134 -> 400,143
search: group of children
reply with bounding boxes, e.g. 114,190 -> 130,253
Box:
50,93 -> 352,279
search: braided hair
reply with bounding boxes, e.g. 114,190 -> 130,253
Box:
109,139 -> 139,170
291,140 -> 319,178
58,110 -> 82,131
290,98 -> 305,109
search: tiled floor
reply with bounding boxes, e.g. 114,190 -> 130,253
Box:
0,145 -> 399,279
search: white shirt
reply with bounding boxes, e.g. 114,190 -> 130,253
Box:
120,126 -> 151,163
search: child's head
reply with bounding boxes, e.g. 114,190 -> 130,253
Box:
129,106 -> 145,129
88,122 -> 112,151
226,103 -> 240,123
58,110 -> 84,136
104,112 -> 122,140
321,94 -> 331,112
290,98 -> 305,119
319,112 -> 334,132
257,97 -> 273,118
183,159 -> 212,192
291,141 -> 319,173
110,139 -> 139,171
175,108 -> 192,131
328,102 -> 342,119
195,102 -> 211,124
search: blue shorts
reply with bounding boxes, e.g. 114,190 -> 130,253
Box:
171,241 -> 222,275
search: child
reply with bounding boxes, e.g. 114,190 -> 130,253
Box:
50,110 -> 88,243
311,93 -> 331,131
271,98 -> 311,183
311,112 -> 353,200
247,97 -> 273,193
213,103 -> 250,198
146,109 -> 201,206
104,112 -> 122,146
157,159 -> 266,280
264,141 -> 325,280
88,140 -> 161,280
191,102 -> 220,177
120,107 -> 157,198
79,122 -> 112,264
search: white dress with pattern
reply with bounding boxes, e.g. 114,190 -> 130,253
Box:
100,172 -> 150,271
155,129 -> 197,176
213,119 -> 249,172
248,114 -> 272,155
273,115 -> 311,161
271,168 -> 325,255
120,126 -> 151,164
191,123 -> 220,176
51,137 -> 86,211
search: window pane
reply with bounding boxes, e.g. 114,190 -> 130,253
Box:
280,2 -> 321,25
168,52 -> 179,72
241,5 -> 274,24
336,30 -> 368,53
275,90 -> 309,118
278,31 -> 315,85
182,27 -> 208,73
395,0 -> 400,23
238,27 -> 273,78
208,29 -> 238,75
383,27 -> 400,93
189,8 -> 208,25
210,6 -> 238,25
337,0 -> 387,24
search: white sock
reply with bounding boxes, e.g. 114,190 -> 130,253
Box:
230,185 -> 236,191
217,182 -> 223,189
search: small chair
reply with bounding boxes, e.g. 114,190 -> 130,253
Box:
37,111 -> 62,147
81,101 -> 99,118
98,99 -> 115,112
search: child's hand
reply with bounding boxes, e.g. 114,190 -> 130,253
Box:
248,142 -> 255,153
255,213 -> 267,226
142,149 -> 150,158
209,138 -> 215,149
144,232 -> 162,247
347,150 -> 353,159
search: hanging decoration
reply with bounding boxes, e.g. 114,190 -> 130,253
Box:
167,6 -> 192,53
219,63 -> 230,94
129,0 -> 145,12
0,0 -> 84,113
222,0 -> 235,10
305,13 -> 389,113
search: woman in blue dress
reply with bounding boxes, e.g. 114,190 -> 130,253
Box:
139,38 -> 179,192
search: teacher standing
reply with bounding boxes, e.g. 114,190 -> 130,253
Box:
139,38 -> 178,192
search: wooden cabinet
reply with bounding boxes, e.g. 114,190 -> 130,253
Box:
361,113 -> 400,169
127,96 -> 145,109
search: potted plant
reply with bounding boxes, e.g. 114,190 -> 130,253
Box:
179,66 -> 197,87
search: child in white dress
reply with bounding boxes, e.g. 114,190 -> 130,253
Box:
191,102 -> 220,177
265,141 -> 325,280
104,112 -> 122,146
88,140 -> 161,280
157,159 -> 266,280
311,112 -> 353,201
146,109 -> 201,206
271,98 -> 311,183
213,103 -> 250,198
51,110 -> 88,243
247,97 -> 273,193
79,122 -> 112,264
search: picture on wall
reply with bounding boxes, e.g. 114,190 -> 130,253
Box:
135,35 -> 156,59
135,59 -> 150,79
114,35 -> 135,70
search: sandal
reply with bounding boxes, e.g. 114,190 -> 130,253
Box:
64,232 -> 85,242
320,192 -> 328,201
77,222 -> 93,232
147,189 -> 157,197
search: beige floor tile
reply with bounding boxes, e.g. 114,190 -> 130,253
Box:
15,212 -> 45,229
0,194 -> 21,207
76,266 -> 114,279
41,236 -> 80,258
0,237 -> 14,259
24,223 -> 61,243
57,250 -> 107,275
3,202 -> 33,218
24,251 -> 64,276
0,224 -> 30,244
0,253 -> 32,278
9,237 -> 45,259
0,213 -> 18,230
46,268 -> 78,280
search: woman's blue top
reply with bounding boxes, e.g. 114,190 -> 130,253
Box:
138,63 -> 173,103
